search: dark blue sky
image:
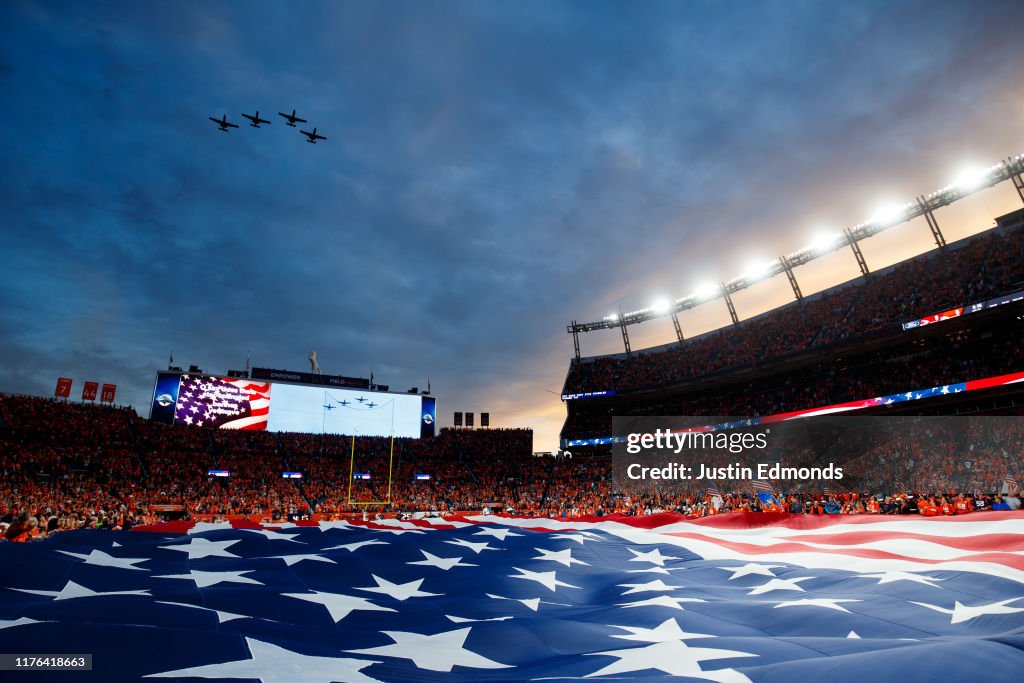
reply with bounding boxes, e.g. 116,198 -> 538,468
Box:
1,0 -> 1023,449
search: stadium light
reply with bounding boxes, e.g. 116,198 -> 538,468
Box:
651,298 -> 671,314
806,232 -> 839,253
693,282 -> 718,301
952,166 -> 990,192
869,203 -> 908,225
603,313 -> 618,322
743,260 -> 775,281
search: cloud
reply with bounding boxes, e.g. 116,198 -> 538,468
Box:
1,0 -> 1023,449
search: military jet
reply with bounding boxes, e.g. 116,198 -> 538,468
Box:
209,114 -> 239,132
337,399 -> 351,407
278,109 -> 307,127
242,110 -> 271,128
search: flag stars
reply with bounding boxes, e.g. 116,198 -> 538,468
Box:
57,549 -> 150,571
585,639 -> 756,679
609,618 -> 716,643
532,547 -> 589,567
156,569 -> 263,588
719,563 -> 784,580
473,527 -> 523,541
773,598 -> 861,613
618,579 -> 685,595
617,595 -> 707,610
146,637 -> 383,683
355,575 -> 440,601
407,550 -> 477,571
282,590 -> 396,622
747,576 -> 814,595
911,598 -> 1024,624
347,627 -> 511,673
853,571 -> 944,588
445,538 -> 500,554
158,537 -> 241,559
627,547 -> 679,567
509,567 -> 581,592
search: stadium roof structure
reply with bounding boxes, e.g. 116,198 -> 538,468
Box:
567,153 -> 1024,359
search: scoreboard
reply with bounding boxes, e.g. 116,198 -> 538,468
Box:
149,371 -> 436,438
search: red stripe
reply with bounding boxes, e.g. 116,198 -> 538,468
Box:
965,370 -> 1024,391
662,531 -> 1024,571
769,530 -> 1024,553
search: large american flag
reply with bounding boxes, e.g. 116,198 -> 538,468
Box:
0,512 -> 1022,681
174,375 -> 271,430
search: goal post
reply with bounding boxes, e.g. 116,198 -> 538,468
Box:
345,433 -> 396,507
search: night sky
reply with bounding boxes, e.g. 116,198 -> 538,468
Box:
2,0 -> 1023,450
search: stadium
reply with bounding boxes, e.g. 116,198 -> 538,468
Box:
2,2 -> 1023,681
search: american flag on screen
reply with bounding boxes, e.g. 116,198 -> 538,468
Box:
173,375 -> 271,430
2,513 -> 1022,681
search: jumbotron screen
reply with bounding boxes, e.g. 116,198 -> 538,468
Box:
149,372 -> 436,438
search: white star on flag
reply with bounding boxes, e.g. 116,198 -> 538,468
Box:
532,547 -> 589,567
154,601 -> 250,623
158,538 -> 241,559
323,539 -> 389,552
618,579 -> 684,595
145,637 -> 382,683
155,569 -> 263,588
910,598 -> 1024,624
243,528 -> 304,543
57,549 -> 150,571
627,547 -> 680,566
283,590 -> 397,622
15,581 -> 149,601
773,598 -> 861,613
509,567 -> 580,592
355,575 -> 440,601
853,571 -> 944,588
550,533 -> 595,544
747,576 -> 814,595
473,527 -> 523,540
269,553 -> 336,567
584,638 -> 756,680
347,627 -> 511,672
610,618 -> 717,642
719,563 -> 784,580
444,538 -> 500,554
617,595 -> 707,610
0,617 -> 43,630
407,550 -> 477,571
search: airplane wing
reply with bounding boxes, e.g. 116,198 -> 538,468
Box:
226,121 -> 239,128
315,133 -> 327,140
242,113 -> 255,121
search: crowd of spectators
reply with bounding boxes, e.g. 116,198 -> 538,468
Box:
563,330 -> 1024,439
1,395 -> 1019,542
564,222 -> 1024,395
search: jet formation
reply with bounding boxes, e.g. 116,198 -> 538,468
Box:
209,108 -> 326,144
